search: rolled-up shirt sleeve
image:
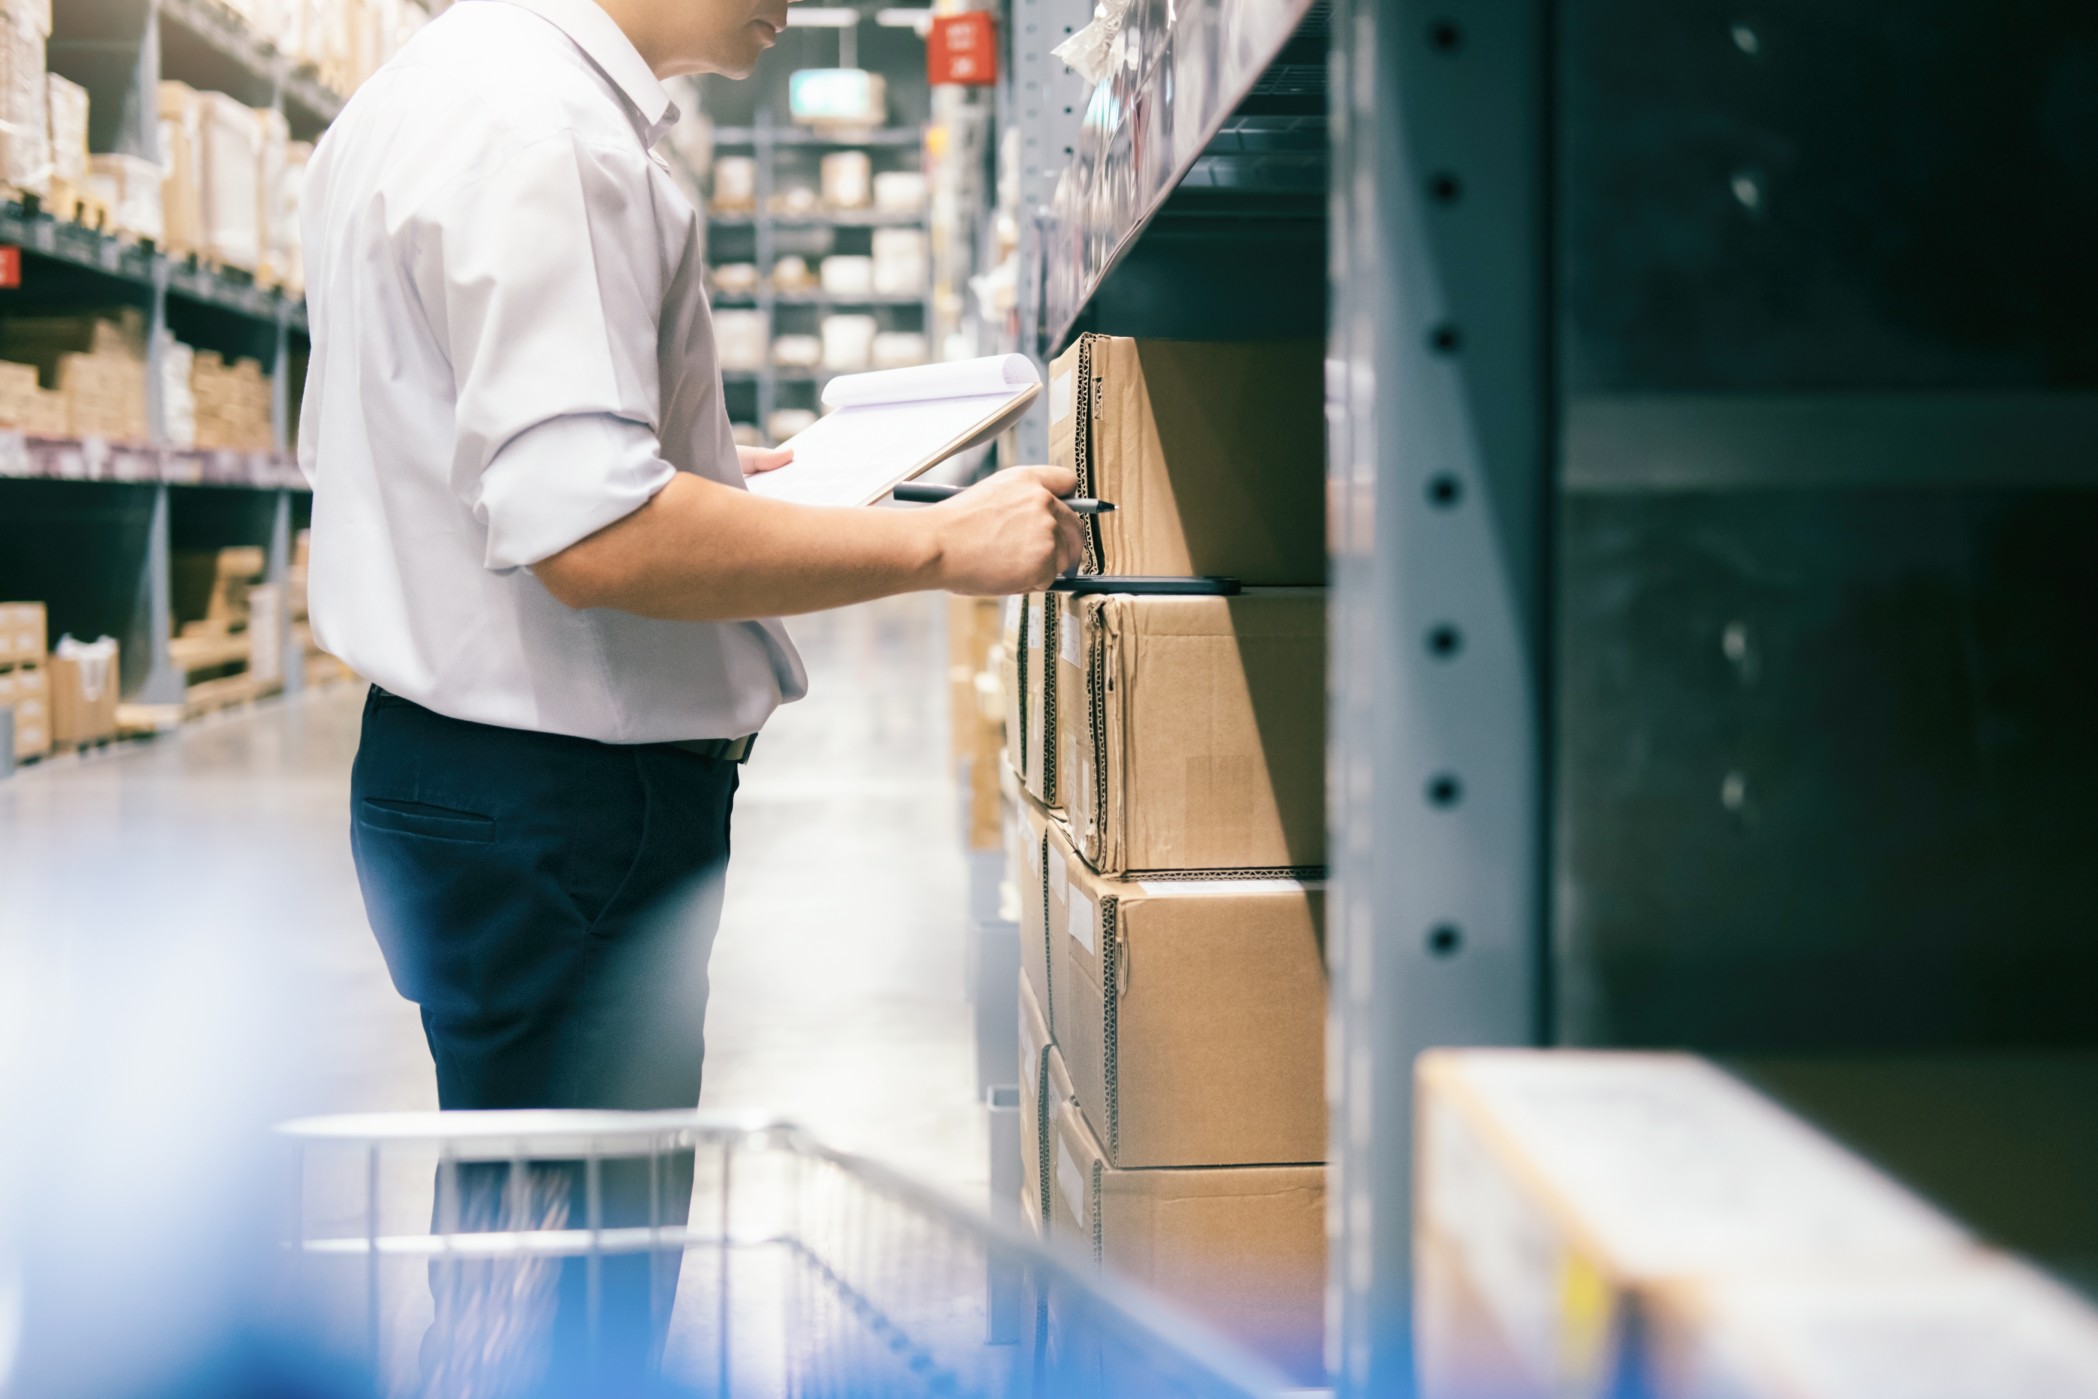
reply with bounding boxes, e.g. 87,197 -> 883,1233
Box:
414,130 -> 680,571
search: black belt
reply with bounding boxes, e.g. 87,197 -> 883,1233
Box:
369,687 -> 757,763
667,734 -> 758,763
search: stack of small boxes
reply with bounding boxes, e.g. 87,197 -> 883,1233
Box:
1006,335 -> 1330,1381
0,0 -> 49,199
191,351 -> 273,450
0,601 -> 49,762
0,313 -> 149,442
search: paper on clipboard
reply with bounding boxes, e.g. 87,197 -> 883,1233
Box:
744,355 -> 1042,508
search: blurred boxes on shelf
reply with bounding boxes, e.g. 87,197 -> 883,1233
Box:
873,170 -> 926,215
262,137 -> 311,292
1000,590 -> 1061,808
765,407 -> 816,443
770,334 -> 821,369
788,68 -> 886,129
871,228 -> 927,296
1047,1097 -> 1325,1383
871,331 -> 927,369
713,309 -> 768,371
0,601 -> 45,667
48,635 -> 118,748
710,155 -> 757,213
157,81 -> 204,253
769,255 -> 817,294
0,0 -> 50,199
1413,1050 -> 2000,1399
0,313 -> 149,442
710,262 -> 761,298
818,150 -> 871,209
819,254 -> 874,298
192,352 -> 273,450
158,333 -> 196,446
87,154 -> 166,243
770,183 -> 820,218
197,89 -> 262,268
1057,589 -> 1325,877
1045,811 -> 1326,1168
0,360 -> 66,435
948,594 -> 1006,849
0,662 -> 49,760
819,313 -> 876,371
45,72 -> 87,191
730,421 -> 762,447
1049,336 -> 1326,584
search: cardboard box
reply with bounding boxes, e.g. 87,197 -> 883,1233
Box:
1019,971 -> 1074,1232
1059,589 -> 1325,877
0,663 -> 49,759
1415,1051 -> 1980,1399
1047,1097 -> 1325,1382
1001,591 -> 1062,808
46,71 -> 87,189
0,14 -> 49,198
0,601 -> 46,666
156,82 -> 205,254
87,154 -> 166,243
1050,810 -> 1326,1167
48,636 -> 118,746
1007,770 -> 1053,1018
1048,335 -> 1326,585
197,90 -> 262,269
1647,1254 -> 2098,1399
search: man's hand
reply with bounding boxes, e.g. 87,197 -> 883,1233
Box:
926,466 -> 1084,595
738,444 -> 793,475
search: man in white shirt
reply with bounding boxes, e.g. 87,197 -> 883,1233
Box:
299,0 -> 1078,1381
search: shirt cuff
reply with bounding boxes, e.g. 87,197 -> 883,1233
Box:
476,412 -> 677,571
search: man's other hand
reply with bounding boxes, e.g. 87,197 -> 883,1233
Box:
928,466 -> 1083,596
738,444 -> 794,475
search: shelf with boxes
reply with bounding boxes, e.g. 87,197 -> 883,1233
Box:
1035,0 -> 1327,350
981,333 -> 1329,1384
701,114 -> 933,446
0,600 -> 128,768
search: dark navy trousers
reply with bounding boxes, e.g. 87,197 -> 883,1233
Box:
349,686 -> 739,1389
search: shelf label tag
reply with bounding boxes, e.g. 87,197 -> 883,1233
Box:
0,246 -> 19,289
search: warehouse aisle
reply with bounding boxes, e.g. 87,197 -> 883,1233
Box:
0,593 -> 982,1197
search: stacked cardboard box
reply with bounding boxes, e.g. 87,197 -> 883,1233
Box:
0,601 -> 48,761
0,359 -> 66,435
192,352 -> 273,450
46,72 -> 88,193
90,153 -> 166,243
1003,336 -> 1331,1384
48,635 -> 118,748
1416,1050 -> 2098,1399
0,0 -> 49,198
0,313 -> 149,442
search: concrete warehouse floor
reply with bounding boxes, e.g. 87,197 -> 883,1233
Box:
0,594 -> 988,1390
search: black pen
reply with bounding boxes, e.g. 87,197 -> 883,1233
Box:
891,482 -> 1115,514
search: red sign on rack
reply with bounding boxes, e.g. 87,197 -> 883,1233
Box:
0,246 -> 19,289
927,13 -> 998,86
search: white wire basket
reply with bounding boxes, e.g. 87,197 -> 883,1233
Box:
277,1110 -> 1290,1398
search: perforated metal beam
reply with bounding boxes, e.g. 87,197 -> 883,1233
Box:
1325,0 -> 1548,1390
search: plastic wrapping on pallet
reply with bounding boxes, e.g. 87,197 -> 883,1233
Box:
88,154 -> 165,243
0,13 -> 50,197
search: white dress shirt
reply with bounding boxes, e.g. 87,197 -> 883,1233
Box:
298,0 -> 806,743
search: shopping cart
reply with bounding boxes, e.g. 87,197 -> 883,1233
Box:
278,1111 -> 1291,1398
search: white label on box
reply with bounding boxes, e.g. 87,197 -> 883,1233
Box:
1049,366 -> 1074,425
1067,885 -> 1095,954
1056,1139 -> 1087,1228
1061,608 -> 1081,669
1047,842 -> 1067,907
1003,593 -> 1022,634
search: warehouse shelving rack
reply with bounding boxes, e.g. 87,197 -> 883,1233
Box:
702,116 -> 933,441
4,0 -> 334,719
1011,0 -> 2098,1392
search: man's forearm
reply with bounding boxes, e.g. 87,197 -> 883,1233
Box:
533,473 -> 944,621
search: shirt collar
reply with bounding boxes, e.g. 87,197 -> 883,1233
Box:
488,0 -> 679,141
